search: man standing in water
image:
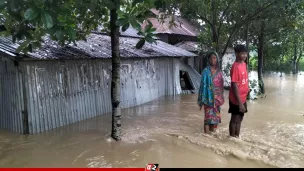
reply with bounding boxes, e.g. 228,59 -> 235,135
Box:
228,45 -> 249,137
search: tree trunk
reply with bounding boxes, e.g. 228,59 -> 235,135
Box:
292,41 -> 297,74
220,28 -> 238,69
244,23 -> 250,100
245,23 -> 250,68
211,0 -> 219,52
296,46 -> 303,74
258,21 -> 265,94
242,0 -> 250,68
218,54 -> 223,69
110,0 -> 122,141
296,63 -> 299,74
280,55 -> 284,77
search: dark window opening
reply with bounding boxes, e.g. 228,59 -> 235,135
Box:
180,70 -> 195,92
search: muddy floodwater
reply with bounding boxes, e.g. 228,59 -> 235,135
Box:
0,72 -> 304,168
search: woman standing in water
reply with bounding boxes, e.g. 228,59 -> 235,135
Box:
198,52 -> 225,134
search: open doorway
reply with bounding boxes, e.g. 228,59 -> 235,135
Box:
179,70 -> 195,94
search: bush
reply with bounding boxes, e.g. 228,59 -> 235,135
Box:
298,58 -> 304,72
249,55 -> 258,70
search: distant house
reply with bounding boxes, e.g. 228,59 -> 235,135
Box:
142,9 -> 206,74
0,28 -> 200,134
145,10 -> 236,76
144,9 -> 199,45
144,9 -> 216,74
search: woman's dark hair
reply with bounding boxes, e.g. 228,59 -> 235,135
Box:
207,52 -> 218,66
202,51 -> 218,69
207,52 -> 217,59
234,45 -> 248,53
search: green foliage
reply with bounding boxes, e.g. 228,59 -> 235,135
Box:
1,0 -> 303,72
222,63 -> 231,87
298,59 -> 304,72
0,0 -> 158,53
249,55 -> 258,71
248,79 -> 259,100
223,63 -> 231,77
136,20 -> 157,47
136,38 -> 145,49
261,4 -> 304,74
24,8 -> 40,21
241,0 -> 304,75
163,0 -> 304,71
175,0 -> 279,58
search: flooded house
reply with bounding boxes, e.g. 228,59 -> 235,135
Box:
145,10 -> 203,73
142,10 -> 205,94
0,28 -> 200,134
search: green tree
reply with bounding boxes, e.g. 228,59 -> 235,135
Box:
0,0 -> 157,140
155,0 -> 277,67
156,0 -> 304,95
263,26 -> 304,75
289,27 -> 304,74
245,0 -> 303,94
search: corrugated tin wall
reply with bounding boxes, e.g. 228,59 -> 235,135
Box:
21,58 -> 178,134
0,57 -> 24,133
